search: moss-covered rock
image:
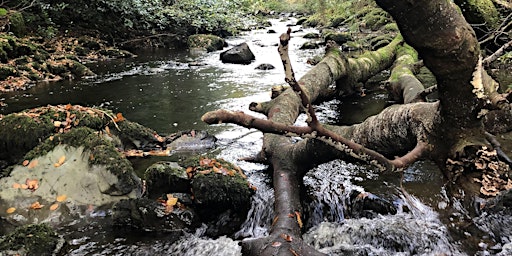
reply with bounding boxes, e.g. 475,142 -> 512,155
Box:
187,34 -> 225,52
0,113 -> 54,163
144,161 -> 190,198
324,32 -> 352,45
184,157 -> 254,220
0,224 -> 63,256
454,0 -> 500,31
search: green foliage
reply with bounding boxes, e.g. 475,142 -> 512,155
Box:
161,0 -> 253,36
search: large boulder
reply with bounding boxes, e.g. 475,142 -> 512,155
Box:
220,43 -> 255,64
0,127 -> 142,227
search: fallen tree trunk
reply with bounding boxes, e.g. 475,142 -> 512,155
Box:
203,0 -> 512,255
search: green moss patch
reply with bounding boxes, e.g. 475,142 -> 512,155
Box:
0,224 -> 61,255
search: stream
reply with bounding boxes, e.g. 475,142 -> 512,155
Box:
0,17 -> 508,255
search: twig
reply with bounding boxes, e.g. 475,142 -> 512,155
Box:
483,40 -> 512,66
94,109 -> 121,131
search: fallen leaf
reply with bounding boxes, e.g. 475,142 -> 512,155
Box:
6,207 -> 16,214
12,183 -> 21,189
271,241 -> 282,247
54,155 -> 66,167
30,201 -> 43,209
280,233 -> 293,242
49,203 -> 59,211
198,169 -> 212,175
113,113 -> 124,122
26,179 -> 39,191
22,160 -> 29,166
27,159 -> 38,169
295,211 -> 303,229
54,120 -> 62,127
49,135 -> 54,141
65,103 -> 72,110
21,184 -> 28,189
56,194 -> 67,202
166,194 -> 178,207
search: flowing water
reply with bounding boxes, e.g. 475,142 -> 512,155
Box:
1,17 -> 509,255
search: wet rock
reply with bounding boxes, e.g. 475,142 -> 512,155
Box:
303,217 -> 461,255
347,190 -> 397,218
187,34 -> 225,53
220,43 -> 255,64
324,32 -> 352,45
307,55 -> 322,66
300,41 -> 320,50
303,32 -> 320,39
181,156 -> 254,236
112,198 -> 198,233
473,189 -> 512,247
0,224 -> 65,256
165,130 -> 217,152
144,161 -> 190,199
255,63 -> 275,70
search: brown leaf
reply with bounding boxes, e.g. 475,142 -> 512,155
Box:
30,201 -> 43,209
49,203 -> 59,211
280,233 -> 293,242
54,155 -> 66,167
6,207 -> 16,214
295,211 -> 303,229
271,242 -> 281,247
12,183 -> 21,189
25,179 -> 39,191
56,194 -> 67,202
65,104 -> 73,110
113,113 -> 124,123
166,194 -> 178,207
27,159 -> 38,169
22,160 -> 29,166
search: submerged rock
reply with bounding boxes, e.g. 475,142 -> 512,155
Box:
220,43 -> 255,64
255,63 -> 275,70
165,130 -> 217,152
